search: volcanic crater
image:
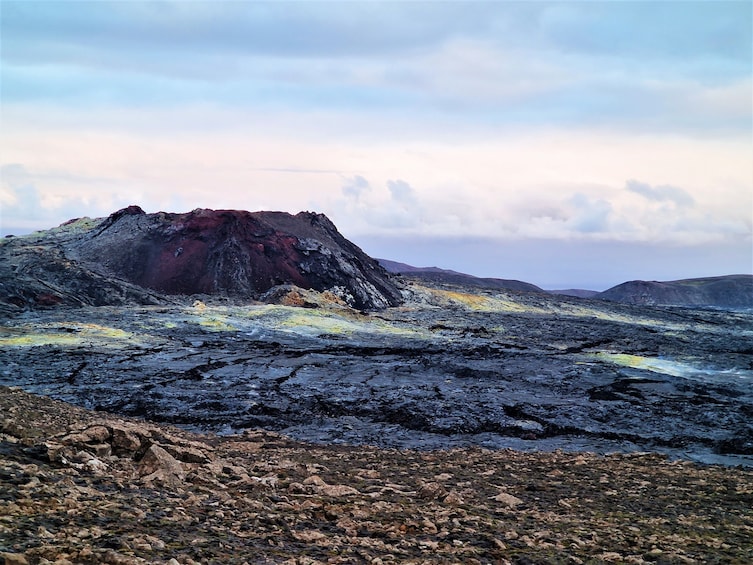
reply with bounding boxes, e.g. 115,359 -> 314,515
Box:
1,206 -> 403,313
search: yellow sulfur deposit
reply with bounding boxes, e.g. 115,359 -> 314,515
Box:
591,352 -> 699,377
0,323 -> 140,348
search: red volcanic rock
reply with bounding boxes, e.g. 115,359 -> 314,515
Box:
34,293 -> 64,307
62,206 -> 403,310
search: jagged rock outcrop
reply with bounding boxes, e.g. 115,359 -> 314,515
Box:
0,206 -> 403,312
597,275 -> 753,308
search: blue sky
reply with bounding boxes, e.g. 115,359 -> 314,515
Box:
1,1 -> 751,289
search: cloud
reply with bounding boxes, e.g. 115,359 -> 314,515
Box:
0,162 -> 167,234
0,164 -> 41,219
537,2 -> 751,63
334,176 -> 432,233
6,2 -> 749,69
626,180 -> 695,208
3,0 -> 751,245
387,179 -> 416,205
3,2 -> 750,133
370,179 -> 423,230
0,2 -> 488,68
1,164 -> 88,232
2,114 -> 749,245
342,175 -> 370,200
568,194 -> 613,233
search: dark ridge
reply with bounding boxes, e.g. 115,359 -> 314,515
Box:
597,275 -> 753,308
378,258 -> 543,293
547,289 -> 600,299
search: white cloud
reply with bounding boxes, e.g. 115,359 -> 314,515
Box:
1,101 -> 750,243
0,163 -> 134,232
568,194 -> 613,234
626,180 -> 695,208
4,2 -> 749,135
341,175 -> 370,200
386,179 -> 416,205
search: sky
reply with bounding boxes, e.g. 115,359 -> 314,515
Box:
1,1 -> 751,290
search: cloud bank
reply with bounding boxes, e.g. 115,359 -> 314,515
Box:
1,1 -> 750,283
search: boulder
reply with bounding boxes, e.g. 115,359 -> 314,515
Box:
110,425 -> 143,454
492,492 -> 524,508
138,444 -> 185,486
1,552 -> 29,565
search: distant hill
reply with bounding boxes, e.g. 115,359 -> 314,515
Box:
597,275 -> 753,308
547,289 -> 600,299
378,259 -> 544,293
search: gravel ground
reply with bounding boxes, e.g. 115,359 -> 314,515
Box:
2,386 -> 752,564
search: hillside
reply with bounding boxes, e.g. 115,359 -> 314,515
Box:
597,274 -> 753,308
380,259 -> 752,308
378,259 -> 543,293
547,289 -> 600,299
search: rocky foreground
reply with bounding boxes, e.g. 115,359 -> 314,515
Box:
2,386 -> 753,565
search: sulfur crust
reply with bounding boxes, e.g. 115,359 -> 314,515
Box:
416,284 -> 698,332
590,352 -> 699,377
178,303 -> 428,338
0,323 -> 140,348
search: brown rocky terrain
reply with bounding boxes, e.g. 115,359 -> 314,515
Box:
2,386 -> 753,565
